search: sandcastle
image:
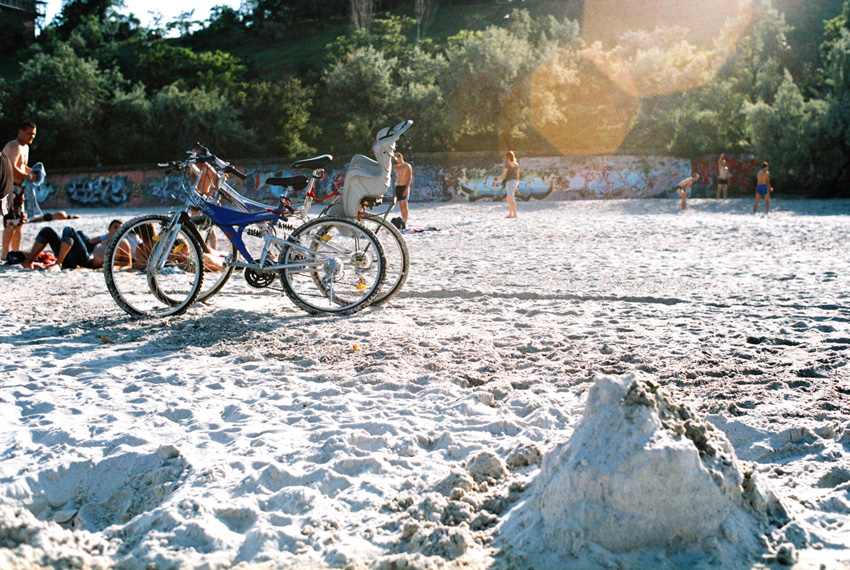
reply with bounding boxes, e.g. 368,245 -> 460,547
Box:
500,374 -> 791,568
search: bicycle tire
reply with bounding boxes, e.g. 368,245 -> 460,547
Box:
279,217 -> 385,315
194,220 -> 237,303
104,215 -> 205,318
358,213 -> 409,305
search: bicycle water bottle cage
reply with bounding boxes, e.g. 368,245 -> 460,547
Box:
290,155 -> 332,170
266,175 -> 308,191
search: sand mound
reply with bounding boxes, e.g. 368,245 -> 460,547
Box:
500,374 -> 790,568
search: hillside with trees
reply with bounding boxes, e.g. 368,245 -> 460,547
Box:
0,0 -> 847,194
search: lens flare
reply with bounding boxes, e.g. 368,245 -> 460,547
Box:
529,51 -> 641,155
582,0 -> 753,97
523,0 -> 753,154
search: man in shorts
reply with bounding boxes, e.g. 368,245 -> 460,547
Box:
675,173 -> 700,210
393,153 -> 412,226
754,162 -> 772,214
2,121 -> 37,257
717,153 -> 730,199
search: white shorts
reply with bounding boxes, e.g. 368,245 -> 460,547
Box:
505,179 -> 519,197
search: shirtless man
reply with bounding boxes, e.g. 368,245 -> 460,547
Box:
754,162 -> 772,214
717,153 -> 730,199
2,121 -> 37,257
393,153 -> 413,225
675,173 -> 700,210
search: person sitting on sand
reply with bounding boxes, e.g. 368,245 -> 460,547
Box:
675,173 -> 700,210
127,222 -> 225,272
22,219 -> 130,270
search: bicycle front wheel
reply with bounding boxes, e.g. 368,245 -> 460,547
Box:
279,217 -> 385,315
358,213 -> 409,306
194,218 -> 237,303
104,215 -> 205,318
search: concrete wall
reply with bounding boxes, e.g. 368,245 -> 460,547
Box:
35,153 -> 759,210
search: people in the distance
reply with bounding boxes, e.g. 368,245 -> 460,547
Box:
393,153 -> 412,225
754,162 -> 772,214
675,173 -> 700,210
493,150 -> 520,218
2,121 -> 37,257
717,153 -> 730,199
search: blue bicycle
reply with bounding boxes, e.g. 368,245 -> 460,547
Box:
103,148 -> 386,318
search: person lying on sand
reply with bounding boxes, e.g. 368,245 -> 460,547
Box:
28,211 -> 81,223
22,219 -> 131,270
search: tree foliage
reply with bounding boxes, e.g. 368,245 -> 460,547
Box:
0,0 -> 847,193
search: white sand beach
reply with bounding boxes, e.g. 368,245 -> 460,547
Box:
1,198 -> 849,570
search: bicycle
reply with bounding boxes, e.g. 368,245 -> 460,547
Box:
103,149 -> 386,318
287,120 -> 413,306
188,121 -> 412,307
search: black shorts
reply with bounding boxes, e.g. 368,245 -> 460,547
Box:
718,178 -> 729,185
395,185 -> 408,201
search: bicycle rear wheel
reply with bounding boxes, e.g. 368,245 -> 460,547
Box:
279,217 -> 385,315
104,215 -> 205,318
358,213 -> 409,305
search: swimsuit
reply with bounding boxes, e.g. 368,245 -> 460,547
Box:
395,185 -> 408,201
756,184 -> 768,196
3,183 -> 24,227
718,178 -> 729,185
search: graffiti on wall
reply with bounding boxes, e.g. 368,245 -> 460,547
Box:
66,176 -> 133,206
37,154 -> 721,209
144,174 -> 189,204
692,156 -> 760,192
530,156 -> 691,199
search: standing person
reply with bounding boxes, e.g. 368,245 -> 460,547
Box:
0,151 -> 12,218
717,153 -> 730,199
2,121 -> 37,257
393,153 -> 413,226
754,162 -> 772,214
493,150 -> 520,218
675,173 -> 700,211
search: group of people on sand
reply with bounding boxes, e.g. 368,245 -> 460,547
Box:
0,121 -> 137,271
1,121 -> 91,269
675,153 -> 772,213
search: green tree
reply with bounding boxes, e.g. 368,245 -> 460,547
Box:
241,78 -> 317,157
820,1 -> 850,187
139,44 -> 246,94
441,25 -> 536,149
150,85 -> 248,159
101,84 -> 157,164
4,43 -> 124,167
745,72 -> 832,185
322,46 -> 397,152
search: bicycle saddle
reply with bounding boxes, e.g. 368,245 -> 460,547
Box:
291,154 -> 333,170
266,175 -> 308,190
